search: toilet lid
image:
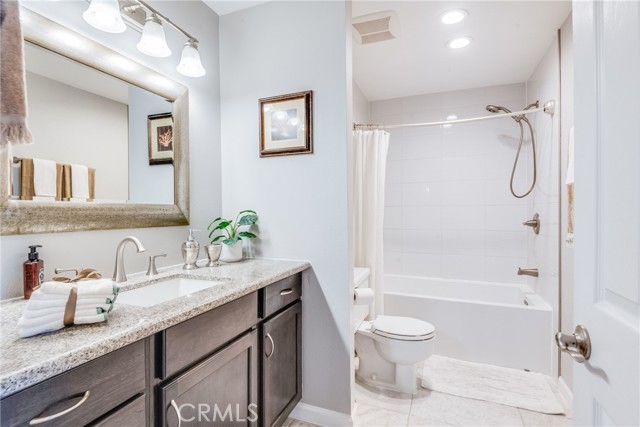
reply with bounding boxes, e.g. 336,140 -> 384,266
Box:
372,315 -> 435,341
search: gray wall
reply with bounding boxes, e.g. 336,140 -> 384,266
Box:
353,81 -> 370,124
1,1 -> 221,299
220,1 -> 352,417
128,85 -> 174,205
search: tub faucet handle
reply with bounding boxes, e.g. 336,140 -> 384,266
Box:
522,213 -> 540,234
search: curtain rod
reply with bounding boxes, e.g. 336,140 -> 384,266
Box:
353,100 -> 555,131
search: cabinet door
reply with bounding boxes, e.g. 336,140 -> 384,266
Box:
262,302 -> 302,427
160,330 -> 259,427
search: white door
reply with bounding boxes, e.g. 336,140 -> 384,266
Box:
571,1 -> 640,426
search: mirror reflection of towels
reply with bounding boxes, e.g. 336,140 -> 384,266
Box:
70,164 -> 89,199
33,158 -> 56,197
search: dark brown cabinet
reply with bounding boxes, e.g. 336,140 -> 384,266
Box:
159,330 -> 259,427
262,302 -> 302,427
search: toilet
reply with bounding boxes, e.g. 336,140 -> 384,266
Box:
353,268 -> 435,394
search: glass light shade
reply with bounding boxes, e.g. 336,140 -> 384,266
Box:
136,15 -> 171,58
82,0 -> 126,34
447,36 -> 472,49
440,9 -> 468,25
177,41 -> 206,77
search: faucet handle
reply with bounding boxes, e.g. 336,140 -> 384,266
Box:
146,254 -> 167,276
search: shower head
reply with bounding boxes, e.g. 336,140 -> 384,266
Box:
485,105 -> 512,114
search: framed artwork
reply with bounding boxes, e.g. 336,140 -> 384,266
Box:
148,113 -> 174,165
259,90 -> 313,157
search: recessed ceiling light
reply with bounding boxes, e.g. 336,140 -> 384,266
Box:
447,36 -> 472,49
440,9 -> 468,25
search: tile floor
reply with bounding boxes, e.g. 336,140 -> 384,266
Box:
288,362 -> 573,427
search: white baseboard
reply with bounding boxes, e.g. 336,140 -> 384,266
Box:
289,402 -> 353,426
557,376 -> 573,415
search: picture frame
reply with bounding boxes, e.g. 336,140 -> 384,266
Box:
259,90 -> 313,157
148,112 -> 174,165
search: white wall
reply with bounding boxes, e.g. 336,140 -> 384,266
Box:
525,34 -> 561,377
14,72 -> 129,200
128,85 -> 174,205
220,1 -> 352,418
1,0 -> 221,299
559,15 -> 574,390
353,81 -> 369,124
371,83 -> 531,284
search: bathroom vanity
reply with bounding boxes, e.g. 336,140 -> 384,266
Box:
0,259 -> 307,427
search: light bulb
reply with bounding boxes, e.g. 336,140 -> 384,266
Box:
137,15 -> 171,58
440,10 -> 468,25
82,0 -> 126,34
177,41 -> 206,78
447,36 -> 472,49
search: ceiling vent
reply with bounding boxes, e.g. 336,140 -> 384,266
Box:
352,10 -> 400,45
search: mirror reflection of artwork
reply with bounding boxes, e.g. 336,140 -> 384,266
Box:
148,113 -> 174,165
259,91 -> 313,157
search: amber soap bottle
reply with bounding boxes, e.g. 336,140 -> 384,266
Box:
23,245 -> 44,299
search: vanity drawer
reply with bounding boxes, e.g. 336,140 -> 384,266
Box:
92,394 -> 146,427
262,273 -> 302,318
0,340 -> 145,427
162,292 -> 258,378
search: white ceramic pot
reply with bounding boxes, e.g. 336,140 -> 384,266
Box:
220,240 -> 243,262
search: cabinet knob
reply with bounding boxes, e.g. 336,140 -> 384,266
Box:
29,390 -> 91,425
265,333 -> 275,358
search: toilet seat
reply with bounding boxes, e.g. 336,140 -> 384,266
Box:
372,315 -> 435,341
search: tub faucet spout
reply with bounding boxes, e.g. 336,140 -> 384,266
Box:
517,268 -> 539,278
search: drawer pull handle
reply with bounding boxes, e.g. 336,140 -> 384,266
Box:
280,288 -> 294,296
265,333 -> 275,358
29,390 -> 91,425
170,399 -> 182,427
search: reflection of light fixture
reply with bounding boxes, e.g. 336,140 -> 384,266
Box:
447,36 -> 472,49
82,0 -> 206,77
273,111 -> 289,121
288,117 -> 300,127
443,114 -> 457,128
440,9 -> 468,25
137,14 -> 171,57
82,0 -> 126,33
176,41 -> 206,77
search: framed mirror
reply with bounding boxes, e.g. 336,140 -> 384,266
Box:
0,8 -> 190,235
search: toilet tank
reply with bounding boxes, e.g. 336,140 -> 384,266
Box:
353,268 -> 371,332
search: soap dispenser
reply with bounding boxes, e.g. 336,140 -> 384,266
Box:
182,229 -> 200,270
23,245 -> 44,299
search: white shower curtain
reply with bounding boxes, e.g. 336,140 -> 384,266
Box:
353,129 -> 389,318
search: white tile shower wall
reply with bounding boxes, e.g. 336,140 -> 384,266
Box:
373,83 -> 532,285
525,35 -> 561,377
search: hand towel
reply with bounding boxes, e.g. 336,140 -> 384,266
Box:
18,313 -> 108,338
19,157 -> 34,200
566,127 -> 575,245
70,164 -> 89,199
21,304 -> 112,319
62,164 -> 72,200
55,163 -> 63,201
25,297 -> 115,310
0,0 -> 32,146
33,158 -> 56,197
88,167 -> 95,200
39,279 -> 118,296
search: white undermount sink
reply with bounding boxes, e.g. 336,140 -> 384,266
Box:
117,278 -> 224,307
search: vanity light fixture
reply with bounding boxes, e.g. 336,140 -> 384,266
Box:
440,9 -> 468,25
82,0 -> 206,77
82,0 -> 126,33
447,36 -> 472,49
136,14 -> 171,57
176,41 -> 206,77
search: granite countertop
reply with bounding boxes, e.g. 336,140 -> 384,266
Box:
0,258 -> 310,399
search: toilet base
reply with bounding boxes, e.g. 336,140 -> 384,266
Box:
356,363 -> 418,395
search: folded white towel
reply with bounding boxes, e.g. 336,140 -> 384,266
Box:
18,313 -> 108,338
39,279 -> 118,296
70,198 -> 88,203
32,195 -> 55,202
33,158 -> 56,197
21,304 -> 112,319
19,309 -> 108,326
25,297 -> 115,310
71,163 -> 89,199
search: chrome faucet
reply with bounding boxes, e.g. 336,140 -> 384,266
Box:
517,268 -> 539,278
112,236 -> 146,283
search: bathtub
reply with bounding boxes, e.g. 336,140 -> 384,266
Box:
383,274 -> 554,375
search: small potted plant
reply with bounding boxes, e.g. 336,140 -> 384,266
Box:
208,210 -> 258,262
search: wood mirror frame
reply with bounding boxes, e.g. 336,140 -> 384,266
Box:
0,8 -> 189,235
